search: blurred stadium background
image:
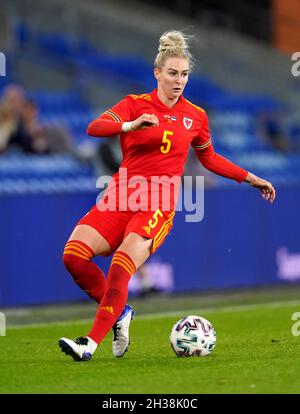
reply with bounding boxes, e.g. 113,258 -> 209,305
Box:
0,0 -> 299,317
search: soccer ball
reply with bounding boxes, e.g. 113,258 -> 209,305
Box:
170,315 -> 217,357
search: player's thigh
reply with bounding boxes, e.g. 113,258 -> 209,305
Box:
117,232 -> 153,270
68,224 -> 112,257
70,206 -> 132,256
120,210 -> 175,268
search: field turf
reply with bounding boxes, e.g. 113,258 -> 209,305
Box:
1,294 -> 300,394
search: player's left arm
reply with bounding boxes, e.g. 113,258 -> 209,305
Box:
192,112 -> 276,203
243,172 -> 276,203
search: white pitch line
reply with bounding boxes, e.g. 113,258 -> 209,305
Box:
137,299 -> 300,320
5,299 -> 300,330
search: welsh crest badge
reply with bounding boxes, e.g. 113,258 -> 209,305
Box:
183,117 -> 193,130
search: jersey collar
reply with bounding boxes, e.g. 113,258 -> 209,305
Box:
150,89 -> 185,111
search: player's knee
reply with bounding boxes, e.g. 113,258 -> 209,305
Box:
62,251 -> 75,271
63,252 -> 94,290
62,250 -> 90,271
62,240 -> 94,272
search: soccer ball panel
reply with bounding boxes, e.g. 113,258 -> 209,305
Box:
170,315 -> 216,357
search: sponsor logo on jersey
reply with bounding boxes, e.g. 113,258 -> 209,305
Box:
183,117 -> 193,130
142,226 -> 151,236
100,306 -> 114,315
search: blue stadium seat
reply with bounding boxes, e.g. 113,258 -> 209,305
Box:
3,25 -> 299,189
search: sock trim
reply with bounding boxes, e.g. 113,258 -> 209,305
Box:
111,259 -> 134,275
65,240 -> 94,258
63,250 -> 90,261
111,251 -> 136,275
64,245 -> 91,259
65,244 -> 91,258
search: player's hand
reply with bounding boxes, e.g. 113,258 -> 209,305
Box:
245,172 -> 276,203
131,114 -> 159,130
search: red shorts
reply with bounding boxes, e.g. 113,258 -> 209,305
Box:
78,205 -> 175,255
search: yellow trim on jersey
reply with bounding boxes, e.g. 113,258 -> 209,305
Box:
142,226 -> 151,236
153,222 -> 173,251
184,98 -> 205,113
103,112 -> 117,122
129,93 -> 152,101
154,217 -> 173,246
104,110 -> 122,123
152,212 -> 175,251
192,139 -> 212,150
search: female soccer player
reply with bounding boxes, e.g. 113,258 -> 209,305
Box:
59,31 -> 275,361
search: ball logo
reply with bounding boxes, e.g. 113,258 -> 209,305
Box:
183,117 -> 193,130
170,315 -> 216,357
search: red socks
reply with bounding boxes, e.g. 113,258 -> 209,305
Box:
87,251 -> 136,344
63,240 -> 106,303
63,242 -> 136,346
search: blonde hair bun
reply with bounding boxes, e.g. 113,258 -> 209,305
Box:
155,30 -> 193,70
158,31 -> 188,53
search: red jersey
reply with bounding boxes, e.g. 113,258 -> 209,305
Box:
87,89 -> 248,211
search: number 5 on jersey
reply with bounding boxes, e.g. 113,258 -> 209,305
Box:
160,130 -> 173,154
148,209 -> 163,228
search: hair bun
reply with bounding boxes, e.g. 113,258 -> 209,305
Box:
154,30 -> 194,70
158,31 -> 188,53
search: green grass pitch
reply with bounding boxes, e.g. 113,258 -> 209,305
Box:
1,300 -> 300,394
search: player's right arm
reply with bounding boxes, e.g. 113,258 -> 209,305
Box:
126,113 -> 159,131
87,96 -> 158,137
